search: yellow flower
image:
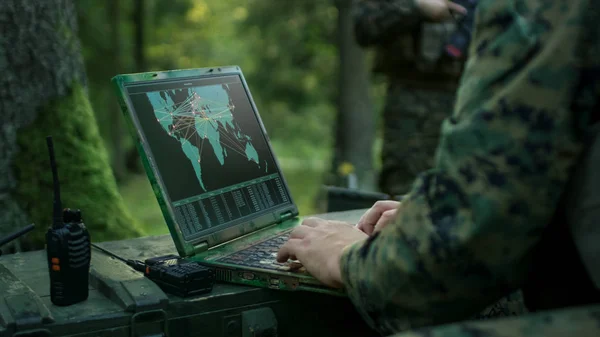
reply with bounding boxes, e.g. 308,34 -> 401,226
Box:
338,162 -> 354,176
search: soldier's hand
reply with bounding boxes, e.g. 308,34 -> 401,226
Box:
276,218 -> 367,288
356,200 -> 401,235
417,0 -> 468,22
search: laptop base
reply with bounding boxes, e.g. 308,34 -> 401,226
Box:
190,217 -> 345,297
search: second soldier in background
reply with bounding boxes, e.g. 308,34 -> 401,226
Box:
351,0 -> 527,319
353,0 -> 472,196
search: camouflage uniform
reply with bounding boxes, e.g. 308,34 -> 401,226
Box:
353,0 -> 525,323
353,0 -> 464,196
342,0 -> 600,336
389,304 -> 600,337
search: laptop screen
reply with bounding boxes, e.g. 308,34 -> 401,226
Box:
123,74 -> 293,239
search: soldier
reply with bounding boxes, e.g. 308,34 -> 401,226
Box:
354,0 -> 524,321
353,0 -> 471,196
278,0 -> 600,336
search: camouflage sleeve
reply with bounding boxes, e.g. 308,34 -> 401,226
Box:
353,0 -> 422,46
389,304 -> 600,337
341,0 -> 599,335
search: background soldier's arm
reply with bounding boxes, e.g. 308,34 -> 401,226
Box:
353,0 -> 422,46
340,0 -> 599,335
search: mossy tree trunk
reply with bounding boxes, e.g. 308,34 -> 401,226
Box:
0,0 -> 144,252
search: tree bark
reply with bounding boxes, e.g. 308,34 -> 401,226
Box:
0,0 -> 144,251
134,0 -> 146,72
109,0 -> 126,181
126,0 -> 146,173
332,0 -> 376,191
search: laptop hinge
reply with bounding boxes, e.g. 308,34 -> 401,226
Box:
278,210 -> 294,223
191,242 -> 209,256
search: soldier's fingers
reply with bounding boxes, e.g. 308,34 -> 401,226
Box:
374,209 -> 397,233
356,205 -> 371,223
289,260 -> 303,270
356,221 -> 369,234
356,204 -> 377,228
356,205 -> 382,235
356,208 -> 373,228
327,220 -> 354,227
356,221 -> 373,235
357,201 -> 400,231
276,238 -> 303,262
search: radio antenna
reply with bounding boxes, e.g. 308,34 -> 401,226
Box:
0,223 -> 35,248
46,136 -> 63,229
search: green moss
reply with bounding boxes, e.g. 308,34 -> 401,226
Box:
13,83 -> 145,248
119,174 -> 165,236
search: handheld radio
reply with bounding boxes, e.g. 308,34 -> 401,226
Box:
45,136 -> 92,306
91,243 -> 214,297
142,254 -> 214,297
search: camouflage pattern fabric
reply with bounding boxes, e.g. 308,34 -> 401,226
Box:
354,0 -> 527,324
471,290 -> 527,320
353,0 -> 464,80
353,0 -> 421,48
353,0 -> 465,194
379,84 -> 455,196
354,0 -> 527,326
390,304 -> 600,337
342,0 -> 600,335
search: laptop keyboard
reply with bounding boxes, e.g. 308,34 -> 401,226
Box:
215,230 -> 304,272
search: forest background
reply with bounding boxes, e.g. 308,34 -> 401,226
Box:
78,0 -> 386,236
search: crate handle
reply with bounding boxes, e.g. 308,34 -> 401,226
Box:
130,309 -> 169,337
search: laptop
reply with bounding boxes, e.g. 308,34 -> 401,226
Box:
111,66 -> 344,296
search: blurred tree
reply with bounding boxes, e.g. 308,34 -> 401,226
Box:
243,0 -> 337,108
134,0 -> 146,73
76,0 -> 138,176
242,0 -> 375,190
71,0 -> 383,219
331,0 -> 375,190
123,0 -> 149,174
109,0 -> 127,181
144,0 -> 340,150
78,0 -> 351,172
241,0 -> 339,143
0,0 -> 144,251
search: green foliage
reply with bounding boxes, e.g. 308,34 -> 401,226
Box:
142,0 -> 339,154
241,0 -> 338,112
75,0 -> 384,230
146,0 -> 252,70
76,0 -> 138,166
13,84 -> 144,248
77,0 -> 342,153
120,174 -> 164,235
